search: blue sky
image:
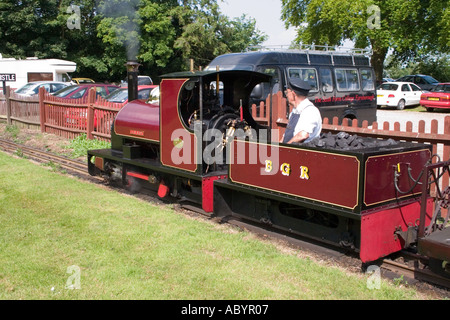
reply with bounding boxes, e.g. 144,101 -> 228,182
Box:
218,0 -> 298,46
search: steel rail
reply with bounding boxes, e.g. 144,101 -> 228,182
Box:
381,256 -> 450,290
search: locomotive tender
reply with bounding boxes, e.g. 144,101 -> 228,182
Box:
88,68 -> 449,269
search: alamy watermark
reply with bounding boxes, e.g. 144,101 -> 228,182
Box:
65,265 -> 81,290
366,265 -> 381,290
171,125 -> 283,175
66,5 -> 81,30
367,5 -> 381,30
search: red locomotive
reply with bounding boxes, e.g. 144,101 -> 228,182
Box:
88,69 -> 449,277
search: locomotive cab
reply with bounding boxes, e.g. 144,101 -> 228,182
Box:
158,70 -> 273,175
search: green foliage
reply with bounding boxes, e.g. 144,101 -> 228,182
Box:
0,0 -> 65,58
414,56 -> 450,82
64,134 -> 111,159
386,54 -> 450,81
0,0 -> 267,82
281,0 -> 449,81
4,125 -> 20,139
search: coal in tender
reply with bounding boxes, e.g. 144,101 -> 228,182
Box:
303,132 -> 399,151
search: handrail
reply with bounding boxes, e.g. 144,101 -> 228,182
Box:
247,44 -> 373,56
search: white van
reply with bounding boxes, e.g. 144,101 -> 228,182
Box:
0,54 -> 76,90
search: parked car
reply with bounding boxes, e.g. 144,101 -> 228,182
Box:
420,82 -> 450,112
53,84 -> 119,130
14,81 -> 68,96
121,75 -> 153,87
105,85 -> 158,103
376,77 -> 395,87
71,78 -> 95,85
395,74 -> 439,91
377,82 -> 423,110
52,84 -> 119,100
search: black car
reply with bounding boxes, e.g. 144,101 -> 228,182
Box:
395,74 -> 439,91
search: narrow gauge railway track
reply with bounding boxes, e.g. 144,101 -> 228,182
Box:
0,138 -> 448,295
380,255 -> 450,291
0,138 -> 98,180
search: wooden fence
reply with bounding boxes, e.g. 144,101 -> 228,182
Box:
252,91 -> 449,159
39,87 -> 125,140
0,88 -> 40,127
1,87 -> 449,167
0,91 -> 5,121
0,86 -> 125,140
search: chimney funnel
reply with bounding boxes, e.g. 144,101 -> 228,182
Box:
126,60 -> 141,102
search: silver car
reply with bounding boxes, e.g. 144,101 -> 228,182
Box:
14,81 -> 68,96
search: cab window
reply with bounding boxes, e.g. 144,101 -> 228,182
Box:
335,69 -> 360,91
288,67 -> 319,92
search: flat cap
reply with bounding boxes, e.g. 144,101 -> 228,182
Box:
287,78 -> 312,96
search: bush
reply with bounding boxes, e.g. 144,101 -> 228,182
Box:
65,133 -> 111,159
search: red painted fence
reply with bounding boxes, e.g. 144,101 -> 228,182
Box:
0,86 -> 125,140
39,87 -> 125,140
1,87 -> 449,171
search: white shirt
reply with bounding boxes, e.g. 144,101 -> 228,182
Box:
290,98 -> 322,143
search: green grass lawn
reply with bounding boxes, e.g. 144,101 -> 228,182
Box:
0,151 -> 435,300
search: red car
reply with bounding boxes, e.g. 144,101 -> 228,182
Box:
420,83 -> 450,112
54,84 -> 119,129
105,85 -> 158,104
53,84 -> 119,100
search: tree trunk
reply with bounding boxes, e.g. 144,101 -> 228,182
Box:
371,46 -> 388,82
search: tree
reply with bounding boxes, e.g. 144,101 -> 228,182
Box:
0,0 -> 267,82
386,54 -> 450,81
281,0 -> 449,81
97,0 -> 267,81
174,6 -> 267,68
0,0 -> 66,58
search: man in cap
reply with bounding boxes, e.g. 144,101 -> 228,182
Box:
281,78 -> 322,144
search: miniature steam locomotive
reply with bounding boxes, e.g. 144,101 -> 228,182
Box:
88,69 -> 449,275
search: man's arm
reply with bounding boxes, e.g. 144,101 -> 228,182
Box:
287,131 -> 309,144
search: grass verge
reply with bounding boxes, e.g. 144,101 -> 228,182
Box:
0,151 -> 433,300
